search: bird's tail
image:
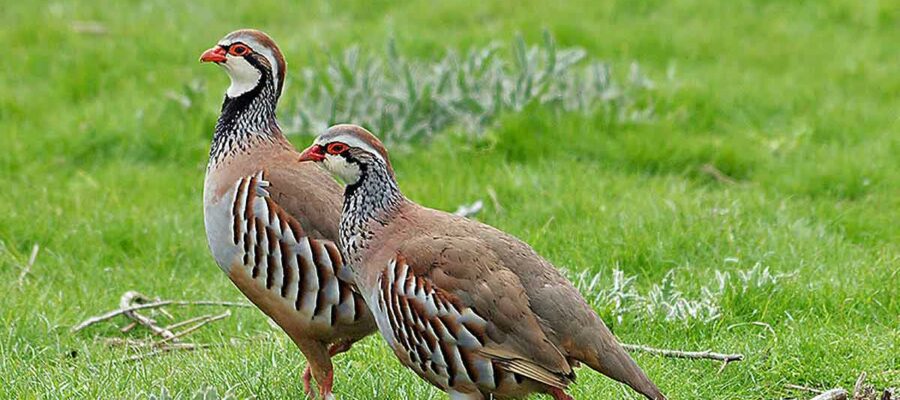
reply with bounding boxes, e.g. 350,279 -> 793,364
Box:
574,327 -> 666,400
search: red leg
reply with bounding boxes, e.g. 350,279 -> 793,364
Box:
319,369 -> 335,400
548,387 -> 574,400
302,366 -> 313,398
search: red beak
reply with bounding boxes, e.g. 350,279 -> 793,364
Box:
199,46 -> 227,63
298,145 -> 326,162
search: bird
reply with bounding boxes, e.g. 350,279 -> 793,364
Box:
199,30 -> 376,399
297,124 -> 667,400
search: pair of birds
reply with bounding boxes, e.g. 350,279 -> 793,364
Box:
200,29 -> 666,400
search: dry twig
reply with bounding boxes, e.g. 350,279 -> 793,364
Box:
164,314 -> 214,331
119,291 -> 178,340
72,298 -> 250,332
812,389 -> 849,400
153,311 -> 231,347
120,322 -> 137,333
621,343 -> 744,363
78,292 -> 244,364
622,343 -> 743,372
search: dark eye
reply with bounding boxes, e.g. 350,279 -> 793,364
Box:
229,44 -> 249,56
326,143 -> 348,155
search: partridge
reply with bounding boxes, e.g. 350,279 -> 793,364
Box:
298,125 -> 666,400
200,30 -> 375,399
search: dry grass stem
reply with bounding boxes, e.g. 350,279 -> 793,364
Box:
16,244 -> 39,287
152,311 -> 231,347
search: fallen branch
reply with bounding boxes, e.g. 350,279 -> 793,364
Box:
622,343 -> 744,372
72,298 -> 251,332
812,389 -> 848,400
119,291 -> 177,340
74,291 -> 252,364
621,343 -> 744,363
16,244 -> 40,287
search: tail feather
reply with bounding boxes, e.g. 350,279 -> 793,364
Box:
581,342 -> 666,400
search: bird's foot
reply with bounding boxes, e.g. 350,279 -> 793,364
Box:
319,369 -> 334,400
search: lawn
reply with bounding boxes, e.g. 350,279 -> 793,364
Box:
1,0 -> 898,398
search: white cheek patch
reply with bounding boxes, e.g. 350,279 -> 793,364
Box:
222,55 -> 261,98
314,135 -> 386,165
219,36 -> 280,96
323,154 -> 361,185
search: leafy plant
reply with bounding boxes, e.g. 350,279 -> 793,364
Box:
283,31 -> 659,142
568,261 -> 796,323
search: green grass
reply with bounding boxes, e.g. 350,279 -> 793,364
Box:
2,0 -> 899,398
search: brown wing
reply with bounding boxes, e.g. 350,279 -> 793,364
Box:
260,159 -> 343,241
377,236 -> 574,391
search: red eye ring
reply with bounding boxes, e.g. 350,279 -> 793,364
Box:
228,44 -> 249,56
326,142 -> 348,155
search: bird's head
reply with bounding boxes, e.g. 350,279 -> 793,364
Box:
298,124 -> 394,185
200,29 -> 286,99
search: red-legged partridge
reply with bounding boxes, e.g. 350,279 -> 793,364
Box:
200,30 -> 376,399
298,125 -> 666,400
